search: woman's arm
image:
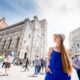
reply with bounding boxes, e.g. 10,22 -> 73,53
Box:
46,47 -> 52,67
46,47 -> 53,73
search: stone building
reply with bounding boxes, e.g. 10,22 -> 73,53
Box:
69,27 -> 80,57
0,16 -> 47,61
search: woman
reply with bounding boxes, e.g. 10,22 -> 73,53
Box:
45,34 -> 72,80
3,56 -> 11,76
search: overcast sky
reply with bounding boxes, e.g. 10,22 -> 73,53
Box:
0,0 -> 80,48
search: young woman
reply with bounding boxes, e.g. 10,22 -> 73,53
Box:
45,34 -> 72,80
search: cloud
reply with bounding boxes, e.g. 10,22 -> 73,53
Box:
37,0 -> 80,14
36,0 -> 80,48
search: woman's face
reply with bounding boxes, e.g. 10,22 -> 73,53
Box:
53,34 -> 61,46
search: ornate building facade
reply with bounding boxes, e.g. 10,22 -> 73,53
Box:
69,27 -> 80,57
0,16 -> 47,61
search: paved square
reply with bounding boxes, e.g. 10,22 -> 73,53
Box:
0,65 -> 79,80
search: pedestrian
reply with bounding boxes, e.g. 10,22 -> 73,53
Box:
73,55 -> 80,80
34,56 -> 41,75
41,58 -> 45,73
45,34 -> 72,80
44,58 -> 47,73
0,54 -> 4,68
3,56 -> 11,76
24,57 -> 29,71
2,52 -> 13,76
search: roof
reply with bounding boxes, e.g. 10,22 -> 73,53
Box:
0,20 -> 25,31
0,17 -> 47,31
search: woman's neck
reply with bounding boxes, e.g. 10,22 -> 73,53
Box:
56,45 -> 61,52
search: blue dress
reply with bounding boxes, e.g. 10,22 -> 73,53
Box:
45,50 -> 71,80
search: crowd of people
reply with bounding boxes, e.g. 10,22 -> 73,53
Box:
0,53 -> 47,77
0,50 -> 80,80
21,55 -> 47,75
32,56 -> 47,76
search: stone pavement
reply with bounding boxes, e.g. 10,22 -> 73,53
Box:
0,65 -> 45,80
0,65 -> 79,80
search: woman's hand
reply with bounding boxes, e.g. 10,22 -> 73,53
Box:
46,67 -> 52,74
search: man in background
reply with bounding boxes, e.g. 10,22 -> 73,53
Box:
34,56 -> 41,75
73,55 -> 80,80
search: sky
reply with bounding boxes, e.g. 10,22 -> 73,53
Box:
0,0 -> 80,48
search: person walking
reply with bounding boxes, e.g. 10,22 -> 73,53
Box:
34,56 -> 41,75
3,56 -> 11,76
24,57 -> 29,71
44,58 -> 47,73
45,34 -> 72,80
2,52 -> 13,76
73,55 -> 80,80
41,58 -> 45,73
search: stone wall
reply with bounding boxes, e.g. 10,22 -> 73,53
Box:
0,16 -> 47,61
69,27 -> 80,57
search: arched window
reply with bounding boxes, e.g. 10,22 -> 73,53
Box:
2,40 -> 6,51
0,38 -> 2,43
24,52 -> 27,59
8,39 -> 12,49
16,37 -> 20,48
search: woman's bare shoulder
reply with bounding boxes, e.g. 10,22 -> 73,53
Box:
48,47 -> 55,54
48,47 -> 55,51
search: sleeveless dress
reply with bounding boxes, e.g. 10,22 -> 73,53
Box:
45,49 -> 71,80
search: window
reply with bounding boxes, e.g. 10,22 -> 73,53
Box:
2,40 -> 6,51
24,52 -> 27,59
8,39 -> 12,49
0,38 -> 2,43
16,37 -> 20,48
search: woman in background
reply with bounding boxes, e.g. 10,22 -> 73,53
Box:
3,56 -> 11,76
45,34 -> 72,80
